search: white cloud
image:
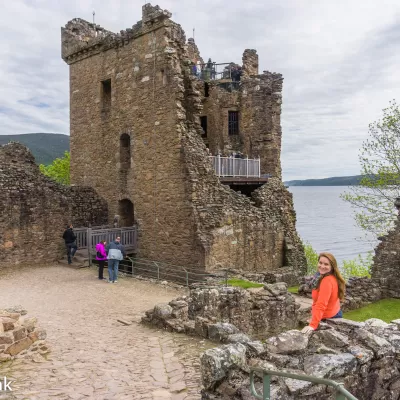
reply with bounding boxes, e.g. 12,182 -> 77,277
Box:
2,0 -> 400,180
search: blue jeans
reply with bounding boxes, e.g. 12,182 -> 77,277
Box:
66,242 -> 77,264
331,309 -> 343,318
108,259 -> 120,282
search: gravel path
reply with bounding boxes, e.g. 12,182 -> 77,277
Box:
0,265 -> 212,400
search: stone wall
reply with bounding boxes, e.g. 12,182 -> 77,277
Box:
372,215 -> 400,298
198,56 -> 283,178
143,284 -> 300,340
200,318 -> 400,399
61,3 -> 306,275
0,143 -> 107,268
0,306 -> 49,363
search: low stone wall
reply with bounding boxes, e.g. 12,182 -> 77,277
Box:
0,306 -> 49,363
142,284 -> 300,340
200,318 -> 400,399
298,276 -> 383,312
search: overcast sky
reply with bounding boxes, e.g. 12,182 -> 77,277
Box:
2,1 -> 400,180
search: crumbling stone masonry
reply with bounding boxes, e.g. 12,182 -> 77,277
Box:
0,143 -> 107,269
372,214 -> 400,298
143,284 -> 300,339
200,318 -> 400,399
0,306 -> 49,363
61,3 -> 306,275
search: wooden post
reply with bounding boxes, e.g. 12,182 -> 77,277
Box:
87,228 -> 92,266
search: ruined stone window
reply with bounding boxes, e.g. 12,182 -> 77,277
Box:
118,199 -> 134,226
120,133 -> 131,170
101,79 -> 111,110
228,111 -> 239,135
204,82 -> 209,97
200,116 -> 207,137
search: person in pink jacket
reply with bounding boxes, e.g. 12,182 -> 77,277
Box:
95,240 -> 108,280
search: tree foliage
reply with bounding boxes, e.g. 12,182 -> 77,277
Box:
303,241 -> 372,280
39,151 -> 70,185
341,100 -> 400,236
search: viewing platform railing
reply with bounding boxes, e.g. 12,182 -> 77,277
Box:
209,155 -> 261,178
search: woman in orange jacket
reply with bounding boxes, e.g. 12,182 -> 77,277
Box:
301,252 -> 346,334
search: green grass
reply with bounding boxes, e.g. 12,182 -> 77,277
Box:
288,286 -> 299,294
226,278 -> 264,289
343,299 -> 400,323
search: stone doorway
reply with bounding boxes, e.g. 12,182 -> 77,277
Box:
118,199 -> 134,226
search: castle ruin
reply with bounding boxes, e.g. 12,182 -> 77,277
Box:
61,4 -> 306,275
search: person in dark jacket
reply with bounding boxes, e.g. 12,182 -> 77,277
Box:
106,237 -> 126,283
62,224 -> 77,265
95,240 -> 108,280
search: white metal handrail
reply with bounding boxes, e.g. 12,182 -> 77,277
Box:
209,155 -> 260,177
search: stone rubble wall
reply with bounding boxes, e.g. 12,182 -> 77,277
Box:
0,306 -> 49,363
372,215 -> 400,298
200,318 -> 400,399
298,276 -> 383,312
142,284 -> 300,340
0,143 -> 108,268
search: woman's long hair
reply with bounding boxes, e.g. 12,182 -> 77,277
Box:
317,252 -> 346,301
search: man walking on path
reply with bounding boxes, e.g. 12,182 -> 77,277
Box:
62,224 -> 77,265
106,236 -> 125,283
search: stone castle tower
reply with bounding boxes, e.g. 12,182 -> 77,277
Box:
61,3 -> 306,275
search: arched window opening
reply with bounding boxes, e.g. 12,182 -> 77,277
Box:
118,199 -> 134,227
120,133 -> 131,170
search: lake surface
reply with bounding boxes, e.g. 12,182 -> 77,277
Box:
289,186 -> 377,264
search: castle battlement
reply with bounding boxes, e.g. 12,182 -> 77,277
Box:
61,4 -> 172,64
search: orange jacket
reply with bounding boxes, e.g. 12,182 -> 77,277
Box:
310,274 -> 340,329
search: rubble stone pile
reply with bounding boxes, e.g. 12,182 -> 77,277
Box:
200,318 -> 400,399
0,306 -> 49,363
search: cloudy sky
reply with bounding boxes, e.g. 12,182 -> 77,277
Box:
2,0 -> 400,180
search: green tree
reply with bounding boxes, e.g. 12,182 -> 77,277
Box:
39,151 -> 70,185
303,241 -> 319,275
341,100 -> 400,236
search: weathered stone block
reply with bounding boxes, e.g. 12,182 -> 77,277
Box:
153,304 -> 173,320
0,317 -> 16,331
22,317 -> 37,333
266,330 -> 309,354
303,353 -> 357,379
5,337 -> 33,356
200,343 -> 247,389
208,323 -> 240,342
13,327 -> 27,342
0,334 -> 13,345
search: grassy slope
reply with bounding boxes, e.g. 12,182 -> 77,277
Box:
343,299 -> 400,323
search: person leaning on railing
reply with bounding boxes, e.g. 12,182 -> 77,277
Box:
301,252 -> 346,335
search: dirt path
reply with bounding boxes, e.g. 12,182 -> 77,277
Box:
0,266 -> 212,400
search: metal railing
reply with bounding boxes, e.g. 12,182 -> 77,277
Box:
209,155 -> 261,177
74,226 -> 137,253
250,368 -> 358,400
190,62 -> 243,83
119,257 -> 225,286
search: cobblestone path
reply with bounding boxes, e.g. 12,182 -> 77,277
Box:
0,266 -> 212,400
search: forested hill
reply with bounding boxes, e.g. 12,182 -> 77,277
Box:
285,175 -> 364,186
0,133 -> 69,165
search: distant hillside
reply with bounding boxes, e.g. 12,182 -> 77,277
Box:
0,133 -> 69,165
285,175 -> 364,186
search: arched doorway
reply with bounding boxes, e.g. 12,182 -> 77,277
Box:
118,199 -> 134,226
